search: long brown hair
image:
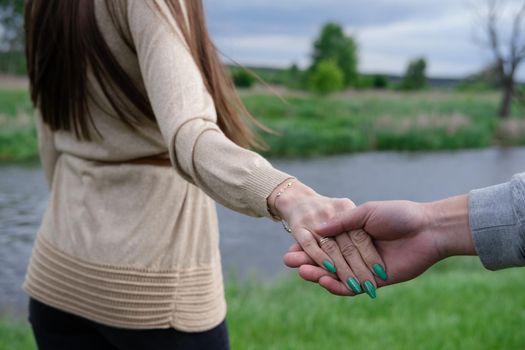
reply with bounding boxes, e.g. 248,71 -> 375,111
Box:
25,0 -> 266,149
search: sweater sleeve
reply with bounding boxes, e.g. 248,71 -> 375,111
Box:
126,0 -> 292,217
35,111 -> 60,190
468,173 -> 525,270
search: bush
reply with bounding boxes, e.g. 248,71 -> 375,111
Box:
307,60 -> 344,95
232,69 -> 254,88
373,74 -> 388,89
354,74 -> 389,90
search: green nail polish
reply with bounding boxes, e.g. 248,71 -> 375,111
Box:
364,280 -> 377,299
347,278 -> 362,294
373,263 -> 388,281
322,260 -> 337,273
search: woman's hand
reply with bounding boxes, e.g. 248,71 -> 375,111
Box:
268,180 -> 386,297
283,196 -> 475,296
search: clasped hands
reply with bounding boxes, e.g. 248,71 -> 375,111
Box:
268,180 -> 474,298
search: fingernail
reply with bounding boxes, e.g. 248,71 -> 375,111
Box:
347,278 -> 362,294
364,280 -> 377,299
322,260 -> 337,273
373,263 -> 388,281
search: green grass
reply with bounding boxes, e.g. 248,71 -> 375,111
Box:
0,318 -> 36,350
1,88 -> 525,161
1,258 -> 524,349
0,88 -> 32,118
227,258 -> 525,350
0,88 -> 36,162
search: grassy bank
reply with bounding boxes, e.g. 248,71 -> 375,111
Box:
250,90 -> 525,157
1,87 -> 525,161
2,257 -> 524,349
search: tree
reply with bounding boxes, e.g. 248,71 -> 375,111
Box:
310,22 -> 358,87
307,59 -> 344,95
0,0 -> 24,51
474,0 -> 525,118
400,58 -> 427,90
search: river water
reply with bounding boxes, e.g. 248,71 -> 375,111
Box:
2,147 -> 525,315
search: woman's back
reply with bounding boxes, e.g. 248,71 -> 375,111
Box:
25,0 -> 238,331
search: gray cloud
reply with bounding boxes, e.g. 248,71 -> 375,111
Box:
204,0 -> 524,79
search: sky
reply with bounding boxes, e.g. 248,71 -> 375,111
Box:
204,0 -> 525,79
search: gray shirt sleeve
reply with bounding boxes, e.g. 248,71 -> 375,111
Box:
469,172 -> 525,270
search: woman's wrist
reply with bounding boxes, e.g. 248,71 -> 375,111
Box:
267,179 -> 316,220
423,195 -> 476,259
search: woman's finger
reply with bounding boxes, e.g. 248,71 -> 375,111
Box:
318,236 -> 360,295
350,229 -> 388,282
293,227 -> 337,274
336,232 -> 378,299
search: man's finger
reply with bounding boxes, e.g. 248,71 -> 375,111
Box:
283,251 -> 315,268
319,276 -> 353,296
298,265 -> 335,282
287,242 -> 302,252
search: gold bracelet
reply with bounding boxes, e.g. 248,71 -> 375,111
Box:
267,179 -> 296,228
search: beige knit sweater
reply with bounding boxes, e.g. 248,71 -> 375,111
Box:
23,0 -> 291,331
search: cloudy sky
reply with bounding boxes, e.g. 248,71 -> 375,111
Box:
204,0 -> 525,79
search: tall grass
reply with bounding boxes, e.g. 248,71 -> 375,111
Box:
246,91 -> 517,157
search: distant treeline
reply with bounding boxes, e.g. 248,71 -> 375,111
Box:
231,65 -> 468,90
1,49 -> 520,94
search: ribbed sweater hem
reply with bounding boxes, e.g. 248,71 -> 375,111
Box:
23,236 -> 227,332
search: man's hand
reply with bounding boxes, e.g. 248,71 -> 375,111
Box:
284,196 -> 475,296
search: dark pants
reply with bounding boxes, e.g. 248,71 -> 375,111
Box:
28,298 -> 230,350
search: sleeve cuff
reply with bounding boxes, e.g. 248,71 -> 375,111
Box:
241,161 -> 294,219
469,181 -> 523,270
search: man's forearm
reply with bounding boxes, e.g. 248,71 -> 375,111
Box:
424,195 -> 476,259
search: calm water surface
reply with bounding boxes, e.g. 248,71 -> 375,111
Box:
2,147 -> 525,315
